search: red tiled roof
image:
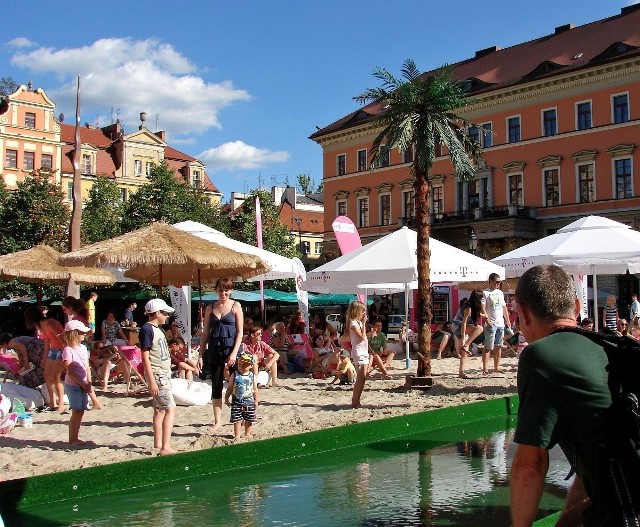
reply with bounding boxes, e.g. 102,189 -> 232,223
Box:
279,202 -> 324,234
311,6 -> 640,139
59,123 -> 115,148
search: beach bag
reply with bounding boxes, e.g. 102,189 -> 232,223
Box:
0,413 -> 17,435
554,327 -> 640,526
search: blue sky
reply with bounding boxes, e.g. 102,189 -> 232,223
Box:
3,1 -> 636,201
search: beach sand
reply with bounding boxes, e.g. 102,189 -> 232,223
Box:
0,354 -> 518,481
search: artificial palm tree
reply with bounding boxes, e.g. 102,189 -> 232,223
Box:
356,60 -> 482,377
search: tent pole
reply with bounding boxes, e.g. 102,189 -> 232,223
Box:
593,268 -> 599,332
158,264 -> 163,297
404,282 -> 411,369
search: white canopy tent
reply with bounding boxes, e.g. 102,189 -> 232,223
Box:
304,227 -> 505,366
492,215 -> 640,329
173,221 -> 296,281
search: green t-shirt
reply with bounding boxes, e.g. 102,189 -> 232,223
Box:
515,331 -> 619,526
369,332 -> 387,353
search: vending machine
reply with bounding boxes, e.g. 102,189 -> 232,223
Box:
432,285 -> 451,324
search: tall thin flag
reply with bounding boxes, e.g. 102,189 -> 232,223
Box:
70,75 -> 82,251
255,195 -> 265,323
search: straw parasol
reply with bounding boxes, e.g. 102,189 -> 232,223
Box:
0,245 -> 116,285
59,222 -> 270,288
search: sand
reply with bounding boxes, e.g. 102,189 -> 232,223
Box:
0,354 -> 518,482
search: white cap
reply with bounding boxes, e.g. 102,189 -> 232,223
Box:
144,298 -> 175,315
63,320 -> 91,333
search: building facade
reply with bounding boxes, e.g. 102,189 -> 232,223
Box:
1,84 -> 221,205
311,4 -> 640,293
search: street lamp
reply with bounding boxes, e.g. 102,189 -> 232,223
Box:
469,228 -> 478,255
292,217 -> 303,255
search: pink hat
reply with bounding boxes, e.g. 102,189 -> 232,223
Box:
63,320 -> 91,333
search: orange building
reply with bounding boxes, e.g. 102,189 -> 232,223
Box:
311,3 -> 640,299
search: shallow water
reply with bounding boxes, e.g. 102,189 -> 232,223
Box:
10,417 -> 570,526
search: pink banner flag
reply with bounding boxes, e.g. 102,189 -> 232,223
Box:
255,196 -> 265,323
332,216 -> 365,304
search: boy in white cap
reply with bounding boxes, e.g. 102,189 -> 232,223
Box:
140,298 -> 176,455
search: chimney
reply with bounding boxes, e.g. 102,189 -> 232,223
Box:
554,23 -> 575,34
475,45 -> 501,58
272,185 -> 285,205
155,130 -> 166,141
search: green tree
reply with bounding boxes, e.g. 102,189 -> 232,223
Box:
229,189 -> 297,290
0,77 -> 18,96
1,170 -> 70,253
356,61 -> 481,376
81,176 -> 124,243
297,173 -> 317,194
179,184 -> 230,233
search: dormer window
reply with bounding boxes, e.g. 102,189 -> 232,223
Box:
25,112 -> 36,129
193,170 -> 202,187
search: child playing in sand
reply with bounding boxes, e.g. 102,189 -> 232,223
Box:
61,320 -> 96,445
140,299 -> 177,456
347,301 -> 369,408
169,337 -> 199,380
330,350 -> 356,385
225,351 -> 259,439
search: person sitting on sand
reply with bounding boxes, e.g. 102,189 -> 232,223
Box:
243,324 -> 288,387
225,351 -> 259,439
329,350 -> 356,385
369,318 -> 395,371
90,342 -> 130,391
168,337 -> 199,381
311,333 -> 340,373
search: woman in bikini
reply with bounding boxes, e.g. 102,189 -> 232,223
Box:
199,277 -> 244,433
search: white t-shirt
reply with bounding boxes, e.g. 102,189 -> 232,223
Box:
482,288 -> 507,328
349,320 -> 368,360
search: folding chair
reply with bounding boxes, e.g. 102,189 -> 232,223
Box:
118,346 -> 149,395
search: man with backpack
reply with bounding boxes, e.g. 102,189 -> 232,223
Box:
510,264 -> 638,527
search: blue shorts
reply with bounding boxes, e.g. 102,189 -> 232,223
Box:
47,348 -> 62,360
65,383 -> 88,411
230,399 -> 256,423
484,325 -> 504,350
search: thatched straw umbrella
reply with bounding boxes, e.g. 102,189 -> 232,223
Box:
59,222 -> 269,292
0,245 -> 116,306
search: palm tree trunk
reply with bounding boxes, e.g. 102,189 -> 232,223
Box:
415,170 -> 432,377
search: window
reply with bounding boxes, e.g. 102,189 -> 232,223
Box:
193,170 -> 201,187
507,117 -> 521,143
301,241 -> 310,254
402,146 -> 414,164
380,194 -> 391,226
481,123 -> 493,148
469,126 -> 479,144
314,242 -> 323,255
5,149 -> 17,168
357,150 -> 367,172
23,151 -> 35,171
468,179 -> 480,209
337,200 -> 347,217
134,160 -> 142,176
67,182 -> 73,201
378,146 -> 389,167
544,168 -> 560,206
508,174 -> 523,206
146,162 -> 153,176
337,154 -> 346,176
82,154 -> 92,175
24,112 -> 36,129
543,109 -> 557,137
615,158 -> 632,199
357,197 -> 369,228
578,164 -> 595,203
41,154 -> 52,170
120,187 -> 128,202
432,186 -> 444,218
577,102 -> 592,130
613,94 -> 629,124
402,189 -> 415,221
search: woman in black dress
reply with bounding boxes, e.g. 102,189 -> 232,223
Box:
199,277 -> 244,433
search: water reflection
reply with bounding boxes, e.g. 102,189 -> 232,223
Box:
16,426 -> 570,527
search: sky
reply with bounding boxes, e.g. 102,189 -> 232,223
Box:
2,1 -> 637,201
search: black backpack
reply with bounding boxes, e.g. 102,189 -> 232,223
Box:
554,327 -> 640,526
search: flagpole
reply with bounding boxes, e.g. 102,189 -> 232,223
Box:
255,196 -> 265,325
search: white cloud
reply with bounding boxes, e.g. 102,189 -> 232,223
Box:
9,38 -> 250,136
6,37 -> 36,49
198,141 -> 290,171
